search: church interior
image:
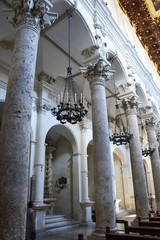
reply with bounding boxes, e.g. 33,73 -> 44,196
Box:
1,0 -> 160,239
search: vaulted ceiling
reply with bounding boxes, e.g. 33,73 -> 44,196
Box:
118,0 -> 160,75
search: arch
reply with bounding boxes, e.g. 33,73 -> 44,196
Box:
45,124 -> 78,154
136,84 -> 148,107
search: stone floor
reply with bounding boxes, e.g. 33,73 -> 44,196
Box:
37,213 -> 136,240
37,223 -> 95,240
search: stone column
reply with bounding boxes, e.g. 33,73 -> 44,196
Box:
120,96 -> 149,217
84,58 -> 117,240
72,153 -> 81,221
34,104 -> 47,205
80,119 -> 93,224
145,116 -> 160,210
0,2 -> 57,239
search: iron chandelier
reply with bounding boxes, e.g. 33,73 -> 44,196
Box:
109,75 -> 133,145
51,15 -> 88,124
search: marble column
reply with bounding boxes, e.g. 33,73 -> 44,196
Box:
145,117 -> 160,210
0,2 -> 57,239
121,97 -> 149,217
84,58 -> 117,240
80,119 -> 93,223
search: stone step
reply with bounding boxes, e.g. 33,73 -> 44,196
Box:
45,214 -> 79,230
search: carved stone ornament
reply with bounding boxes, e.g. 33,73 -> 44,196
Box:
3,0 -> 58,30
118,81 -> 137,98
82,58 -> 114,85
121,96 -> 139,116
38,71 -> 55,85
81,45 -> 99,60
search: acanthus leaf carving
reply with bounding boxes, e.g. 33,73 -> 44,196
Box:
3,0 -> 58,30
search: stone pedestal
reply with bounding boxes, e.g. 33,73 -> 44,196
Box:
80,202 -> 94,224
34,205 -> 48,232
84,57 -> 117,239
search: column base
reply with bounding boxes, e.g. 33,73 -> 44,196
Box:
34,204 -> 48,232
80,201 -> 94,224
87,227 -> 117,240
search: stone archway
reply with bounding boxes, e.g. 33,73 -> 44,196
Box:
44,124 -> 79,220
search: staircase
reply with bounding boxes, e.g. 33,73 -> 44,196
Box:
45,214 -> 79,230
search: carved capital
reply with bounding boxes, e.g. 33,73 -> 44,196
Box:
38,71 -> 55,85
79,118 -> 89,132
36,99 -> 50,113
145,118 -> 157,131
118,81 -> 137,100
3,0 -> 58,31
121,96 -> 138,116
82,58 -> 114,86
140,105 -> 157,131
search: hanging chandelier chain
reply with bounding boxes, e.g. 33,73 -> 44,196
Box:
110,72 -> 133,145
51,15 -> 88,124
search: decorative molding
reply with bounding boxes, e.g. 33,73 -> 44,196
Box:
81,45 -> 99,60
3,0 -> 58,30
82,58 -> 114,86
38,71 -> 55,85
121,96 -> 139,116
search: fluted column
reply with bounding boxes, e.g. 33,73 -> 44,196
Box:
145,117 -> 160,210
84,58 -> 116,239
80,119 -> 93,223
121,96 -> 149,217
0,2 -> 57,239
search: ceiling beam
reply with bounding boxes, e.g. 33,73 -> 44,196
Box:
41,31 -> 82,67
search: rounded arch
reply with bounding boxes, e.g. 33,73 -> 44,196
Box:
113,147 -> 126,164
143,158 -> 150,195
45,124 -> 78,153
136,84 -> 148,107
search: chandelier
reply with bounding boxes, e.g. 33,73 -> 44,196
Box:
51,16 -> 88,124
139,110 -> 154,157
109,76 -> 133,146
140,125 -> 154,157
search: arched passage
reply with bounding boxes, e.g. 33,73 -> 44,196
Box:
44,124 -> 78,219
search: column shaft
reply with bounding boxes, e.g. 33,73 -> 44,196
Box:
91,77 -> 116,232
81,129 -> 89,202
34,111 -> 46,204
0,24 -> 40,239
127,112 -> 149,217
146,126 -> 160,210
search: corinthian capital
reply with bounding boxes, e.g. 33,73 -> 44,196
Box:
82,58 -> 114,86
3,0 -> 58,30
121,96 -> 139,116
140,104 -> 157,130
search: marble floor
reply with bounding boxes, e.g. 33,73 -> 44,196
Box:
37,223 -> 96,240
37,214 -> 136,240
